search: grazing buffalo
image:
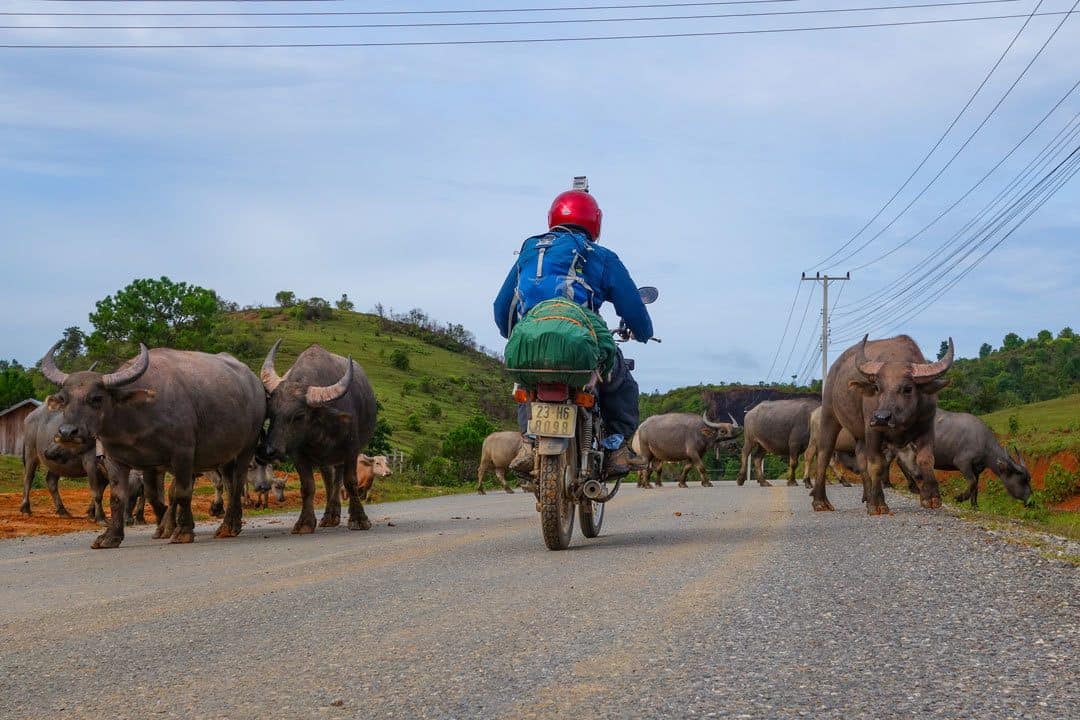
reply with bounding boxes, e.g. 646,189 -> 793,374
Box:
737,398 -> 820,487
632,412 -> 739,488
207,460 -> 283,515
811,334 -> 953,515
40,343 -> 266,547
804,407 -> 856,487
477,431 -> 523,495
20,404 -> 107,521
895,409 -> 1032,508
260,341 -> 377,533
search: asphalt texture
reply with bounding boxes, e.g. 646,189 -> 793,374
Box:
0,483 -> 1076,720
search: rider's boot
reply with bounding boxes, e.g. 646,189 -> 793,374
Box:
604,443 -> 648,479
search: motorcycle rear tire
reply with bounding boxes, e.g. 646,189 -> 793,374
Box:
539,454 -> 574,550
578,500 -> 604,538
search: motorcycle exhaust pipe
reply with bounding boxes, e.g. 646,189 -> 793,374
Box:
582,479 -> 604,500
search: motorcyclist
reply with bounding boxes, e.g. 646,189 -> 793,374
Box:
493,182 -> 653,478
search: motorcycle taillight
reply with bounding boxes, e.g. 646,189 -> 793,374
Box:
536,383 -> 570,402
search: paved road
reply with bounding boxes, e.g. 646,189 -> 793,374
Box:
1,484 -> 1075,719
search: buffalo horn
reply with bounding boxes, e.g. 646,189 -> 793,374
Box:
87,361 -> 99,372
261,339 -> 285,394
855,334 -> 885,379
728,412 -> 740,428
306,357 -> 354,407
101,344 -> 150,388
39,342 -> 69,385
701,411 -> 727,429
911,337 -> 954,381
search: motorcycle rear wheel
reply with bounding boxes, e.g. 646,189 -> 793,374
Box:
578,499 -> 604,538
538,453 -> 574,550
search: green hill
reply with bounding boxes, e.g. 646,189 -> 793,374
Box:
218,308 -> 516,455
980,393 -> 1080,457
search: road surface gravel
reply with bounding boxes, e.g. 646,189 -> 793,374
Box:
0,483 -> 1075,719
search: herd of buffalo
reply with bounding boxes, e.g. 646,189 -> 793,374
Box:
19,333 -> 1033,548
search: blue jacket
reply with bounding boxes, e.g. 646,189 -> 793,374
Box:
494,228 -> 654,342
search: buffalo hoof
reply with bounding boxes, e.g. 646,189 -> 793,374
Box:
170,530 -> 195,544
803,480 -> 812,489
55,506 -> 71,518
477,488 -> 486,496
840,479 -> 853,487
909,482 -> 921,494
214,524 -> 241,539
735,478 -> 746,486
319,512 -> 341,528
292,519 -> 317,535
91,533 -> 123,549
867,504 -> 893,516
811,498 -> 835,512
758,480 -> 773,487
787,480 -> 798,487
348,516 -> 373,531
920,495 -> 942,510
677,481 -> 689,489
85,504 -> 96,518
18,502 -> 30,516
701,480 -> 714,488
152,525 -> 168,539
504,486 -> 515,494
133,513 -> 147,526
208,501 -> 224,518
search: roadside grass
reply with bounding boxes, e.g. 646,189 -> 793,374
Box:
929,473 -> 1080,542
980,394 -> 1080,456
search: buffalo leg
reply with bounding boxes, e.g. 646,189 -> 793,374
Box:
863,435 -> 891,516
169,458 -> 197,543
736,444 -> 752,486
810,412 -> 840,511
147,468 -> 172,538
755,455 -> 770,487
293,463 -> 318,534
319,465 -> 341,527
496,468 -> 514,493
19,453 -> 39,515
208,471 -> 225,518
43,472 -> 72,518
84,455 -> 107,523
652,460 -> 663,487
215,455 -> 248,539
690,452 -> 713,487
340,458 -> 372,531
786,446 -> 800,487
476,462 -> 488,495
677,462 -> 691,489
914,443 -> 942,509
92,463 -> 131,549
954,461 -> 981,508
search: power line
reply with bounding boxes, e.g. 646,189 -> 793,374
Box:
1,0 -> 802,17
802,0 -> 1054,272
3,10 -> 1075,48
776,282 -> 817,382
817,0 -> 1079,273
3,1 -> 1024,29
764,282 -> 804,383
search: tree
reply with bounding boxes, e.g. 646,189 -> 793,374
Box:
1059,327 -> 1075,339
87,277 -> 222,362
367,417 -> 394,455
442,414 -> 496,461
937,341 -> 950,360
389,348 -> 410,371
56,326 -> 86,366
979,342 -> 993,359
1037,329 -> 1054,344
335,293 -> 355,312
0,360 -> 35,409
1002,333 -> 1024,351
274,290 -> 297,308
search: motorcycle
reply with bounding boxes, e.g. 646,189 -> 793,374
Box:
514,286 -> 660,550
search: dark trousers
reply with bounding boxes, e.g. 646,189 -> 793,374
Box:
517,349 -> 640,442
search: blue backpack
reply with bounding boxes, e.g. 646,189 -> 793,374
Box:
513,228 -> 595,319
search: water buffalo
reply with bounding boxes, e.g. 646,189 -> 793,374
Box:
737,398 -> 820,487
804,406 -> 856,487
477,431 -> 523,495
260,341 -> 377,533
895,409 -> 1031,508
632,412 -> 739,488
40,343 -> 266,547
20,404 -> 107,521
810,334 -> 953,515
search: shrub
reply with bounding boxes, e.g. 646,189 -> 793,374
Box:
419,376 -> 436,394
405,413 -> 423,432
421,457 -> 456,486
274,290 -> 297,308
400,381 -> 416,398
390,348 -> 410,371
335,294 -> 355,312
1042,463 -> 1080,504
411,438 -> 441,468
425,401 -> 442,420
442,414 -> 497,461
1007,415 -> 1020,435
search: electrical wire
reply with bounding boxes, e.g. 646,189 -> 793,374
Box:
776,281 -> 817,381
4,0 -> 1023,29
764,282 -> 804,384
2,10 -> 1075,48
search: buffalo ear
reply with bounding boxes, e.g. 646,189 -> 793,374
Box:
115,388 -> 157,406
46,395 -> 62,411
917,377 -> 950,394
848,380 -> 878,396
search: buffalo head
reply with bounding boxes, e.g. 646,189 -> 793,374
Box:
701,411 -> 741,440
259,339 -> 354,461
996,446 -> 1032,504
40,342 -> 155,449
849,335 -> 953,430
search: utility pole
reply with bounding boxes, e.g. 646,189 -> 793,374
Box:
801,271 -> 850,393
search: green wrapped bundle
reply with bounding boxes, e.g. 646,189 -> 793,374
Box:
505,299 -> 617,388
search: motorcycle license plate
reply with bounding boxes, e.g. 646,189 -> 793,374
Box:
528,403 -> 577,438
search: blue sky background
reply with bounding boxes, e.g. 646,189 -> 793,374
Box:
1,0 -> 1077,392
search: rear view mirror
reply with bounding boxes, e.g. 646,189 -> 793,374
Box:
638,286 -> 659,304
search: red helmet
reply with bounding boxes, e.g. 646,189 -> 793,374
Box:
548,190 -> 602,241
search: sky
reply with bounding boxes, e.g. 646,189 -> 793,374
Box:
1,0 -> 1078,393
